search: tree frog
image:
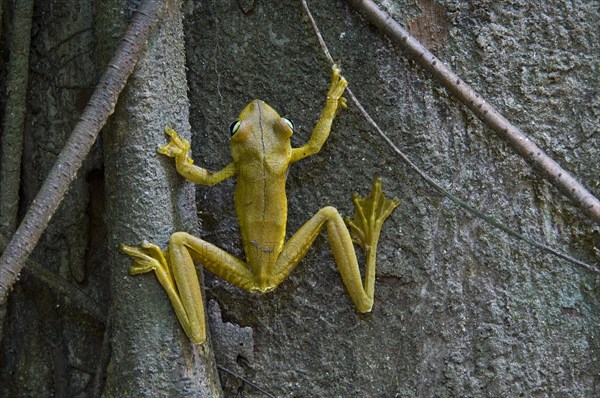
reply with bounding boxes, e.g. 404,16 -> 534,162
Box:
120,65 -> 399,344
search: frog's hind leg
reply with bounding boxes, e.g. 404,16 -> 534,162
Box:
121,233 -> 255,344
120,241 -> 205,341
272,177 -> 399,313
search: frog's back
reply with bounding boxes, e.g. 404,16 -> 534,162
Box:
229,100 -> 294,284
234,163 -> 287,266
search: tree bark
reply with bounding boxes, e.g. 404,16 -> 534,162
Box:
184,1 -> 600,396
0,0 -> 165,302
0,0 -> 34,235
100,0 -> 222,396
0,0 -> 598,396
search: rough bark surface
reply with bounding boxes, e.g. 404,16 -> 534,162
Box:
0,0 -> 34,235
0,0 -> 222,396
184,1 -> 599,396
0,1 -> 106,396
100,0 -> 222,396
0,0 -> 598,397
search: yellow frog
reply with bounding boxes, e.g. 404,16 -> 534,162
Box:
121,65 -> 399,344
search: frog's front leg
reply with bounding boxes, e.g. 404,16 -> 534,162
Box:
121,234 -> 256,344
271,178 -> 399,312
158,127 -> 236,185
291,64 -> 348,163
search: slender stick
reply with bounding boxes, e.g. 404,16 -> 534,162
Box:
0,0 -> 166,302
217,365 -> 277,398
345,0 -> 600,225
301,0 -> 598,272
0,0 -> 34,235
0,234 -> 105,322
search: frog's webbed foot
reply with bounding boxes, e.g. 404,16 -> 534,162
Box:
327,64 -> 348,113
345,177 -> 400,252
157,127 -> 193,165
120,241 -> 170,277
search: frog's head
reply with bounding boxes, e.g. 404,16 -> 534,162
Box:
229,100 -> 294,161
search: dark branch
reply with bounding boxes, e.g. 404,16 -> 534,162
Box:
345,0 -> 600,225
0,0 -> 34,234
217,365 -> 277,398
0,0 -> 166,302
0,234 -> 106,323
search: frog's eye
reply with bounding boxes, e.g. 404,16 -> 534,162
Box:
229,121 -> 241,135
282,118 -> 294,131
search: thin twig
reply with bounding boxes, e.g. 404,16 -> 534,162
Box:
301,0 -> 600,273
0,0 -> 34,235
0,0 -> 167,303
217,365 -> 277,398
0,234 -> 106,322
345,0 -> 600,225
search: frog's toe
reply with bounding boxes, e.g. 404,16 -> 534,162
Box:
164,127 -> 189,145
164,126 -> 178,137
347,177 -> 399,248
119,243 -> 142,258
336,75 -> 348,90
159,127 -> 190,154
330,64 -> 347,89
157,144 -> 175,156
120,242 -> 168,275
368,177 -> 400,226
128,261 -> 156,275
140,240 -> 161,252
332,63 -> 342,76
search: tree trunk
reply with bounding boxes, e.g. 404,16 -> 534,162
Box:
0,0 -> 598,396
0,0 -> 222,396
184,0 -> 600,396
99,0 -> 222,396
